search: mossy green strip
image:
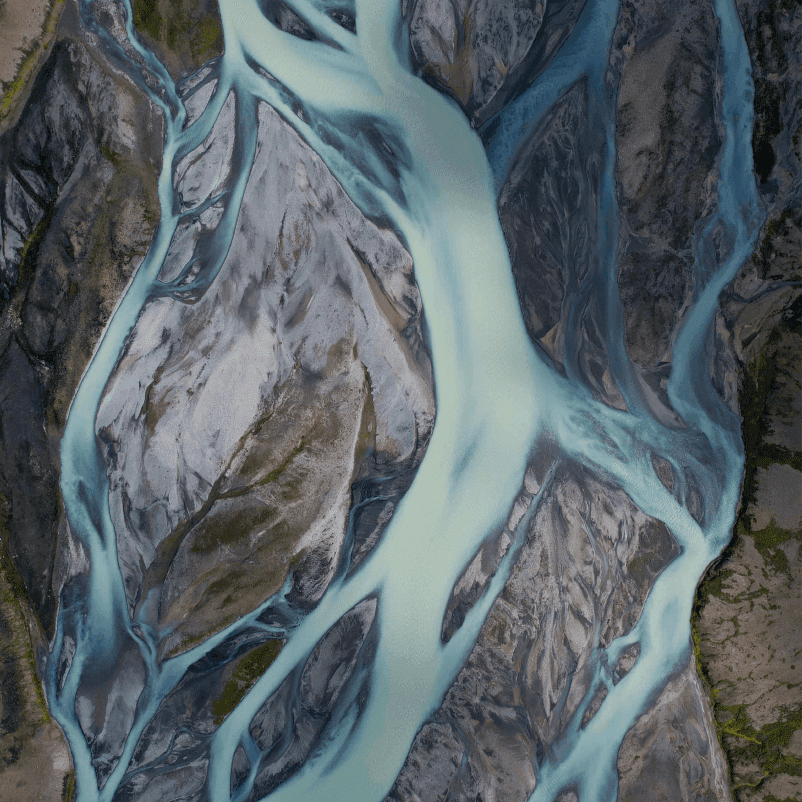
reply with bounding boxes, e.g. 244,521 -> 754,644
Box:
61,771 -> 75,801
748,519 -> 802,576
722,704 -> 802,789
212,640 -> 282,726
693,206 -> 802,795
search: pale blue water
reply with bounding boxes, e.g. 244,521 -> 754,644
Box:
45,0 -> 763,801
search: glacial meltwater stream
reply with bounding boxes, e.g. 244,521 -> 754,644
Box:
45,0 -> 764,800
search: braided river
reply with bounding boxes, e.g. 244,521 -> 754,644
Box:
45,0 -> 763,800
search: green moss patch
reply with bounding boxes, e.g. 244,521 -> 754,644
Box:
259,438 -> 306,486
0,494 -> 48,723
130,0 -> 224,77
212,640 -> 282,725
737,304 -> 802,536
16,206 -> 55,290
61,771 -> 75,801
696,566 -> 737,603
191,17 -> 224,63
692,211 -> 802,796
743,3 -> 796,183
750,520 -> 802,576
132,0 -> 163,41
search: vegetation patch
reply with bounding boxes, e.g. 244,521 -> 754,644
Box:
0,0 -> 65,128
742,4 -> 793,183
749,520 -> 802,577
133,0 -> 163,42
62,771 -> 75,801
16,205 -> 56,290
752,210 -> 800,277
259,438 -> 307,486
695,565 -> 737,604
130,0 -> 223,75
191,16 -> 224,63
212,640 -> 282,725
190,504 -> 277,554
720,704 -> 802,793
737,302 -> 802,527
735,317 -> 802,577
